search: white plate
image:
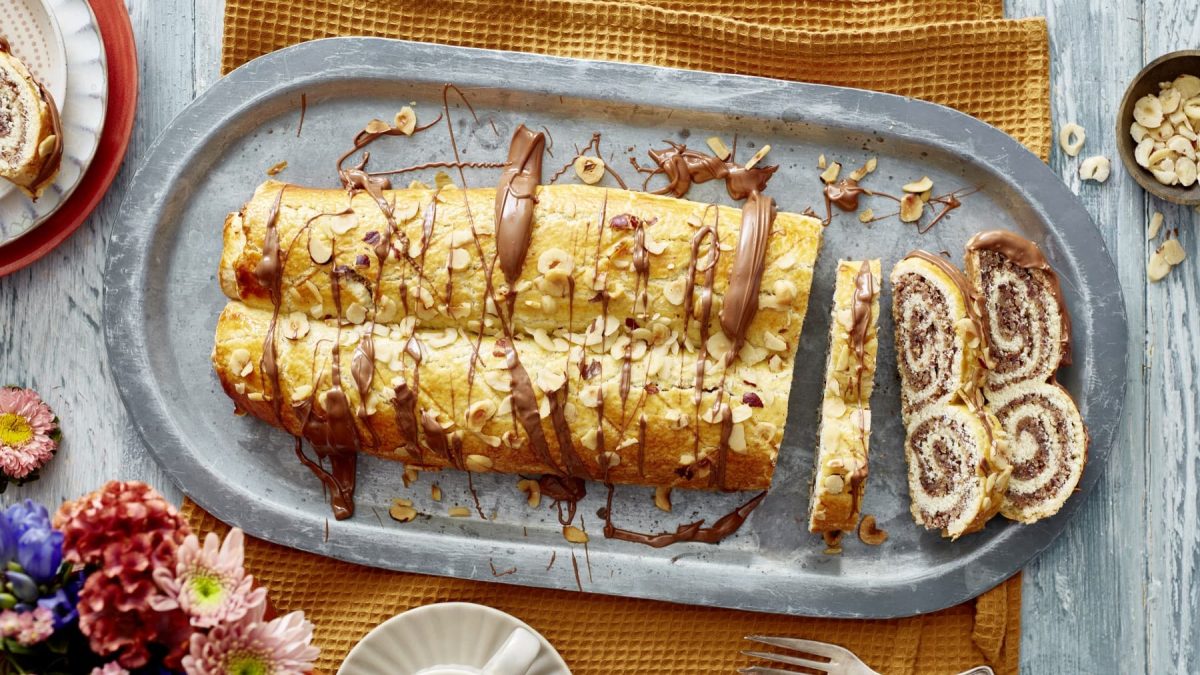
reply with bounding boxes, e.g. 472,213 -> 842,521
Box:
339,603 -> 571,675
0,0 -> 106,246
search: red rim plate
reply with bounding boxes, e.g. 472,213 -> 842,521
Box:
0,0 -> 138,277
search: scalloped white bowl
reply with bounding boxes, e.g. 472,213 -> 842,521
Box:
338,603 -> 571,675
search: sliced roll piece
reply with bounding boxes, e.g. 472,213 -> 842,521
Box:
809,259 -> 881,534
219,180 -> 822,347
987,381 -> 1087,524
890,251 -> 988,423
964,230 -> 1071,392
0,44 -> 62,199
904,400 -> 1011,539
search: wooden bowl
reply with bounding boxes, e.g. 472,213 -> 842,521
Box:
1117,50 -> 1200,205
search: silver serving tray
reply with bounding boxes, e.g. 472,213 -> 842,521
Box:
104,38 -> 1126,618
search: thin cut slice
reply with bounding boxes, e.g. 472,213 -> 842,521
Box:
0,43 -> 61,199
904,401 -> 1011,539
809,259 -> 881,534
987,381 -> 1087,524
889,251 -> 988,424
964,230 -> 1071,392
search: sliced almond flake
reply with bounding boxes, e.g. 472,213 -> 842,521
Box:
819,162 -> 841,185
706,136 -> 731,161
1149,211 -> 1164,240
1148,249 -> 1171,282
1162,238 -> 1187,265
744,144 -> 771,170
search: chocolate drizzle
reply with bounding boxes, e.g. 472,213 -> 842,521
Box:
848,261 -> 877,481
422,411 -> 464,469
635,142 -> 777,200
719,192 -> 776,359
965,230 -> 1072,364
254,187 -> 288,424
602,484 -> 766,548
505,341 -> 564,474
495,124 -> 546,285
848,261 -> 877,372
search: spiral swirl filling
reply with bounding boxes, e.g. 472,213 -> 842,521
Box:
893,274 -> 958,417
907,414 -> 977,529
976,252 -> 1058,388
994,393 -> 1073,508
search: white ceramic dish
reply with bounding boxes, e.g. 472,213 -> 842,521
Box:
0,0 -> 106,246
338,603 -> 571,675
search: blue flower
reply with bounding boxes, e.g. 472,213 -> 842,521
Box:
0,515 -> 16,565
37,572 -> 81,630
4,500 -> 51,539
17,526 -> 62,582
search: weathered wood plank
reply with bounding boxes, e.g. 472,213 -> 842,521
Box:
0,0 -> 217,505
1142,1 -> 1200,672
3,2 -> 1189,671
1005,0 -> 1148,672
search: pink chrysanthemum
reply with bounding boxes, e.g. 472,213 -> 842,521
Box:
182,602 -> 319,675
0,387 -> 59,480
91,664 -> 130,675
55,481 -> 191,668
152,528 -> 266,628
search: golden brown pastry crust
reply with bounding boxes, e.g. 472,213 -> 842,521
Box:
214,181 -> 823,491
219,181 -> 819,343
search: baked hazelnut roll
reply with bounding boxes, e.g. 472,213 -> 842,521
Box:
214,182 -> 822,493
986,381 -> 1087,524
889,252 -> 987,423
904,401 -> 1011,540
964,230 -> 1071,393
0,44 -> 61,199
220,181 -> 820,345
809,260 -> 881,534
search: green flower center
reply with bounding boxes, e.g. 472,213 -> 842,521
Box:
226,653 -> 270,675
0,413 -> 33,447
188,571 -> 227,608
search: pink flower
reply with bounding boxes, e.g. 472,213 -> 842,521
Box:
0,606 -> 55,646
0,387 -> 59,481
182,602 -> 319,675
55,481 -> 191,668
152,528 -> 266,628
0,609 -> 20,637
91,663 -> 130,675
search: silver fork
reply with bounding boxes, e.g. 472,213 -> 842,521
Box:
741,635 -> 995,675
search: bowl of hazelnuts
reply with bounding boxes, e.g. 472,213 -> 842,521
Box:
1118,50 -> 1200,205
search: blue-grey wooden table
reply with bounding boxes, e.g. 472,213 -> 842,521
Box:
0,1 -> 1193,672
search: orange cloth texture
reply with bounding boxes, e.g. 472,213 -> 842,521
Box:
184,502 -> 1020,674
221,0 -> 1049,161
216,0 -> 1046,672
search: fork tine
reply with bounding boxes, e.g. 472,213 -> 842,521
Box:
745,635 -> 843,660
738,667 -> 803,675
742,649 -> 833,672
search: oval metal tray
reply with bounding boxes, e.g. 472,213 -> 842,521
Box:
104,38 -> 1126,618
